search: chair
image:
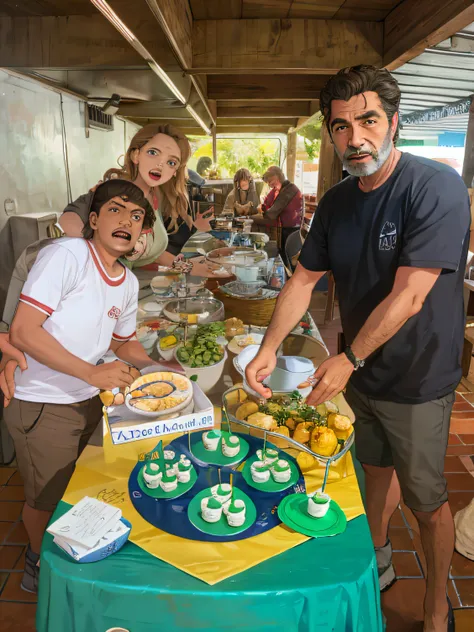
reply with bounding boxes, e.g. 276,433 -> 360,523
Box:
284,229 -> 304,273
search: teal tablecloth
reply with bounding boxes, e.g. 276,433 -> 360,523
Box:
37,502 -> 382,632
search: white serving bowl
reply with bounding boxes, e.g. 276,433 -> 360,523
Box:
175,348 -> 227,394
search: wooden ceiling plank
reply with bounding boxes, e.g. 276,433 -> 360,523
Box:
217,101 -> 312,117
384,0 -> 474,69
0,14 -> 180,68
207,74 -> 328,100
192,19 -> 383,72
189,0 -> 242,20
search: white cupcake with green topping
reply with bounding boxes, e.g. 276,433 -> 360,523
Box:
250,460 -> 271,483
226,499 -> 246,527
222,435 -> 240,458
256,448 -> 279,466
160,471 -> 178,492
177,458 -> 193,483
271,459 -> 291,483
201,496 -> 223,523
307,492 -> 331,518
211,483 -> 232,505
203,429 -> 222,451
142,462 -> 162,489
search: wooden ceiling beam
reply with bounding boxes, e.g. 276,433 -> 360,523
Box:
216,117 -> 299,127
384,0 -> 474,70
217,100 -> 316,118
216,126 -> 292,134
207,74 -> 328,100
193,19 -> 383,73
0,14 -> 178,68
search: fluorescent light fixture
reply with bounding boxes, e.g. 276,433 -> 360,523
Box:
90,0 -> 187,105
186,105 -> 211,135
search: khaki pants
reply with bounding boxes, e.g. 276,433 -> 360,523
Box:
4,397 -> 102,511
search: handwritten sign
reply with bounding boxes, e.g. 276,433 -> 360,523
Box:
110,408 -> 215,445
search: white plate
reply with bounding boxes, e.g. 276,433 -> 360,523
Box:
227,333 -> 265,355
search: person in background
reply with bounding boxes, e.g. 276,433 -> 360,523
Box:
246,65 -> 469,632
196,156 -> 212,177
223,168 -> 261,216
250,165 -> 303,267
3,180 -> 160,594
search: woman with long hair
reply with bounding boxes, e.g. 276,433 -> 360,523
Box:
223,168 -> 260,216
60,123 -> 213,269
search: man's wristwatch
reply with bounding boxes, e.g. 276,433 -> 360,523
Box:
344,346 -> 365,371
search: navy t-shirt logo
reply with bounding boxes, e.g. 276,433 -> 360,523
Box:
379,221 -> 397,251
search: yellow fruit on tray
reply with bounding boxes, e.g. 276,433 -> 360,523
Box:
235,401 -> 259,421
310,426 -> 338,456
327,413 -> 353,441
247,412 -> 277,431
285,417 -> 297,430
272,425 -> 291,448
293,422 -> 312,445
226,389 -> 248,406
297,452 -> 317,473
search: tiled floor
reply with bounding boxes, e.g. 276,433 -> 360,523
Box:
317,310 -> 474,631
0,301 -> 473,631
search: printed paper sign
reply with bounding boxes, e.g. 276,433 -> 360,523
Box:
109,408 -> 215,445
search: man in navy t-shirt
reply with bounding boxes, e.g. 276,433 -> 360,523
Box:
246,65 -> 469,632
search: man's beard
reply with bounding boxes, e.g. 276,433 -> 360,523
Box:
336,129 -> 393,177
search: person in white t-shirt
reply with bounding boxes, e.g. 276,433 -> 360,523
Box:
3,179 -> 157,594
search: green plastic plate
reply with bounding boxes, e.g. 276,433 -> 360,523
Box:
137,464 -> 197,500
278,494 -> 347,538
192,431 -> 249,466
187,487 -> 257,536
241,454 -> 300,493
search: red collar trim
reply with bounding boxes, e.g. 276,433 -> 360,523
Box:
86,241 -> 126,287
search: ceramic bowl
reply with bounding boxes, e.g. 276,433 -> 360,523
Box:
175,348 -> 227,394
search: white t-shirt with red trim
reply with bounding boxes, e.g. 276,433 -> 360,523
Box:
14,238 -> 138,404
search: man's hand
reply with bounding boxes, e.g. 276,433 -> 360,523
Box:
245,347 -> 277,399
85,361 -> 135,391
0,333 -> 28,407
306,353 -> 354,406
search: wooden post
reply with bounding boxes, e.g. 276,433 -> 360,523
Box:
317,125 -> 342,325
211,124 -> 217,164
317,125 -> 342,201
462,96 -> 474,188
287,131 -> 297,182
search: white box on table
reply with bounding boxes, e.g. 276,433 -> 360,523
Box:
105,382 -> 214,446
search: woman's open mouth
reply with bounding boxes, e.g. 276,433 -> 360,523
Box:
112,230 -> 132,242
149,170 -> 162,182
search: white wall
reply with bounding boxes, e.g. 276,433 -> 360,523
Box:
0,70 -> 139,311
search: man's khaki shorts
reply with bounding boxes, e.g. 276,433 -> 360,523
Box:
345,382 -> 454,513
4,397 -> 102,512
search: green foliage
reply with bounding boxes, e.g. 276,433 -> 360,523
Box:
188,137 -> 281,178
298,119 -> 322,161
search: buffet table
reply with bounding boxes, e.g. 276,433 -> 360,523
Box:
37,501 -> 381,632
36,240 -> 383,631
